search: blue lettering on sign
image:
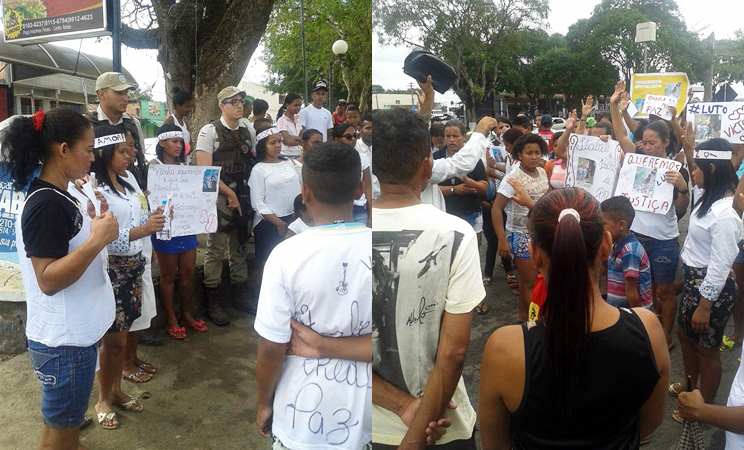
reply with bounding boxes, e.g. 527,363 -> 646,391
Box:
0,163 -> 39,261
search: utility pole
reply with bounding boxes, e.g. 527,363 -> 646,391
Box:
112,0 -> 122,72
704,33 -> 715,102
409,82 -> 415,111
301,0 -> 308,105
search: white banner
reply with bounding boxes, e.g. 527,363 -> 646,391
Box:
147,164 -> 221,237
641,94 -> 677,120
686,102 -> 744,144
564,135 -> 623,202
614,153 -> 682,214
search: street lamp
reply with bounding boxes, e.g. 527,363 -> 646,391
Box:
329,39 -> 348,108
635,22 -> 657,73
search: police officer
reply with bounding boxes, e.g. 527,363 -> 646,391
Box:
86,72 -> 148,189
195,86 -> 257,325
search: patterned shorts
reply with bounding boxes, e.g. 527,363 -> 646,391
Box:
272,436 -> 372,450
507,230 -> 531,259
107,254 -> 146,333
678,264 -> 737,349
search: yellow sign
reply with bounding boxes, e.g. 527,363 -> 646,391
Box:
4,9 -> 22,40
629,72 -> 690,118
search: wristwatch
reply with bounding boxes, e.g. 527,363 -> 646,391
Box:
450,186 -> 455,194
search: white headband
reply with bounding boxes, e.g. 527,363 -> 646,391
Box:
558,208 -> 581,223
694,149 -> 731,160
256,127 -> 279,142
158,131 -> 183,141
94,133 -> 126,149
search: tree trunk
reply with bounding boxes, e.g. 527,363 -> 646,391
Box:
122,0 -> 276,134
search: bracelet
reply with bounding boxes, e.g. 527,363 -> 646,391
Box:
677,188 -> 689,195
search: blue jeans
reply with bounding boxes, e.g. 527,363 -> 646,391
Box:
634,235 -> 679,285
353,205 -> 369,224
28,340 -> 98,429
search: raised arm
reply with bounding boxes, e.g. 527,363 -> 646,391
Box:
578,95 -> 594,135
619,92 -> 639,134
609,82 -> 637,154
417,75 -> 434,119
554,109 -> 577,160
430,117 -> 497,185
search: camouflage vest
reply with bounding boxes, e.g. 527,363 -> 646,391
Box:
211,119 -> 255,186
85,110 -> 148,188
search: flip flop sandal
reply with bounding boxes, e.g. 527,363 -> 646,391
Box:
511,289 -> 520,297
482,277 -> 491,286
96,411 -> 118,430
80,414 -> 93,430
475,304 -> 489,315
668,382 -> 684,397
640,437 -> 651,446
122,369 -> 151,383
114,396 -> 144,413
167,326 -> 186,340
671,409 -> 684,424
505,274 -> 518,286
720,335 -> 739,352
184,320 -> 209,332
138,361 -> 156,374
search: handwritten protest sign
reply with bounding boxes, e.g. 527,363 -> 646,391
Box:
564,134 -> 623,202
686,102 -> 744,144
147,164 -> 221,237
641,94 -> 677,120
614,153 -> 681,215
630,72 -> 689,118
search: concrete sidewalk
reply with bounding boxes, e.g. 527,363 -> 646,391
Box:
0,296 -> 266,450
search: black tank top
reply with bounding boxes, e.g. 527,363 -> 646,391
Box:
510,308 -> 660,450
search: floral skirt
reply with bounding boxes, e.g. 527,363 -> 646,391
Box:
107,254 -> 146,333
677,264 -> 737,349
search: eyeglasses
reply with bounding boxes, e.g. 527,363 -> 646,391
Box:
222,98 -> 246,106
342,134 -> 356,140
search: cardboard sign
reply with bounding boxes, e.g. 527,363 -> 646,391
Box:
614,153 -> 682,214
147,165 -> 221,237
686,102 -> 744,144
564,135 -> 623,202
630,72 -> 689,118
641,94 -> 677,120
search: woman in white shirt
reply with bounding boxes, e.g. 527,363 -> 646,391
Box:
248,126 -> 301,267
91,125 -> 165,429
669,138 -> 742,423
276,93 -> 304,158
163,86 -> 193,155
6,108 -> 119,450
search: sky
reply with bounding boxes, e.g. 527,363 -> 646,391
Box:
373,0 -> 744,103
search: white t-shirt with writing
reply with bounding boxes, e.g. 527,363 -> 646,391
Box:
299,105 -> 333,142
372,204 -> 484,445
254,224 -> 372,450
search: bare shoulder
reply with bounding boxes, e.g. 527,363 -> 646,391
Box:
163,115 -> 174,125
149,158 -> 161,165
485,324 -> 524,361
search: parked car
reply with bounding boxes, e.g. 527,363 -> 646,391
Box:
551,117 -> 566,131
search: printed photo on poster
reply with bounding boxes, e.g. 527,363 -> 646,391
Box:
687,102 -> 744,144
614,153 -> 681,215
693,114 -> 722,142
564,134 -> 623,202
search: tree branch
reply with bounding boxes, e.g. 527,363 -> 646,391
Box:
121,24 -> 160,50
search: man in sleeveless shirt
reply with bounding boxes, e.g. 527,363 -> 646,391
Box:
195,86 -> 257,325
85,72 -> 148,189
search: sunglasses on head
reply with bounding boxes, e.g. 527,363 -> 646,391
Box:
222,98 -> 246,106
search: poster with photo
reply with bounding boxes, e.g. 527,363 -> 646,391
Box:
564,134 -> 623,202
614,153 -> 682,215
687,102 -> 744,144
148,164 -> 222,237
630,72 -> 690,118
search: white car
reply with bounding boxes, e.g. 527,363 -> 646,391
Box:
551,117 -> 566,131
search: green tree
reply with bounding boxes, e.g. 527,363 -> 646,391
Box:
261,0 -> 372,112
120,0 -> 276,131
566,0 -> 706,82
507,29 -> 565,110
713,32 -> 744,92
375,0 -> 549,122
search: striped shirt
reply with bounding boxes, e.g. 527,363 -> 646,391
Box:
607,233 -> 653,310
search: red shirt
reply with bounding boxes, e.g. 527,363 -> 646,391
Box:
537,130 -> 555,152
332,112 -> 346,124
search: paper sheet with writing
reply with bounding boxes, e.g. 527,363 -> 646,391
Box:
641,94 -> 677,120
147,165 -> 221,237
686,102 -> 744,144
564,134 -> 623,202
614,153 -> 681,215
630,72 -> 689,118
81,173 -> 101,216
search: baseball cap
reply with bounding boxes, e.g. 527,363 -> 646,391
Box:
312,80 -> 329,92
586,117 -> 597,127
338,99 -> 347,104
95,72 -> 135,91
217,86 -> 246,103
540,114 -> 553,125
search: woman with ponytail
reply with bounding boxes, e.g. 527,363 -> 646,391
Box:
4,108 -> 119,449
479,188 -> 669,449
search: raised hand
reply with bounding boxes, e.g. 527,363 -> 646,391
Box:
619,92 -> 630,113
610,80 -> 625,106
581,95 -> 595,118
565,109 -> 578,133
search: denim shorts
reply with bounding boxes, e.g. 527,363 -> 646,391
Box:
507,230 -> 531,259
634,235 -> 679,285
28,340 -> 98,429
353,205 -> 369,224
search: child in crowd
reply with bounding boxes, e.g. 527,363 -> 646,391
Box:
492,133 -> 550,322
345,104 -> 361,132
299,129 -> 322,163
285,194 -> 314,239
601,196 -> 653,310
276,93 -> 304,158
